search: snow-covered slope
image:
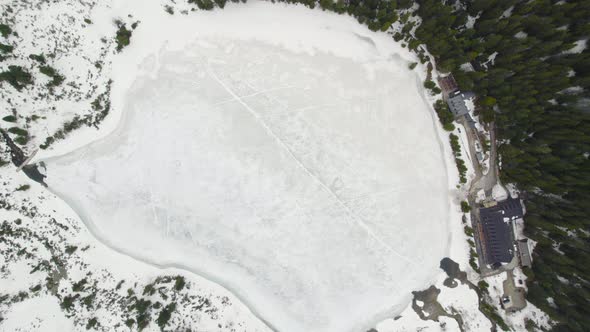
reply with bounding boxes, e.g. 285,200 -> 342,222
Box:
0,0 -> 113,156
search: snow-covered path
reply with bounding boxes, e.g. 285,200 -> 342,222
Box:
40,2 -> 451,331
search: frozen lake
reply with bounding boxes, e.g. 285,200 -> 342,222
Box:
45,3 -> 450,331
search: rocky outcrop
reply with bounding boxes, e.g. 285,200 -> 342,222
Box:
0,128 -> 46,186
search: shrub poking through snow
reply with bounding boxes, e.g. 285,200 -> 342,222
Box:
115,21 -> 133,51
469,255 -> 479,273
461,201 -> 471,213
0,65 -> 33,91
40,82 -> 112,149
423,80 -> 441,95
0,24 -> 11,38
433,100 -> 455,131
39,65 -> 65,87
65,245 -> 78,254
174,276 -> 185,291
189,0 -> 215,10
16,185 -> 30,191
39,65 -> 57,77
60,294 -> 77,311
478,280 -> 489,293
72,278 -> 88,292
86,317 -> 98,329
0,42 -> 13,54
464,226 -> 474,237
480,302 -> 510,331
157,303 -> 177,330
449,134 -> 467,183
449,133 -> 461,154
7,127 -> 28,136
29,53 -> 46,64
424,80 -> 436,89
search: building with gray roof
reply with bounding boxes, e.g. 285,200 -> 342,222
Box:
517,240 -> 532,268
447,90 -> 475,118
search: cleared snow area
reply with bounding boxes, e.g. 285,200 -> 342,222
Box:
492,184 -> 509,201
42,2 -> 449,331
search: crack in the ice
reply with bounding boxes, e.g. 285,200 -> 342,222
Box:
207,63 -> 415,266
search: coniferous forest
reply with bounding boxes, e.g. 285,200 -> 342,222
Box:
409,2 -> 589,331
188,0 -> 590,330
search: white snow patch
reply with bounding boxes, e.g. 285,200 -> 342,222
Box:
455,124 -> 477,183
505,302 -> 553,331
465,15 -> 479,29
563,39 -> 587,54
561,86 -> 584,94
460,62 -> 474,72
0,296 -> 76,332
486,52 -> 498,66
464,97 -> 475,112
505,183 -> 519,198
438,283 -> 492,331
492,184 -> 509,201
500,6 -> 514,19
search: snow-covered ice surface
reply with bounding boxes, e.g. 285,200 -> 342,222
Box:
41,2 -> 450,331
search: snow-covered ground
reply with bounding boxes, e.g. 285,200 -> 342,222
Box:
0,296 -> 76,332
41,3 -> 451,331
377,306 -> 461,332
0,170 -> 270,332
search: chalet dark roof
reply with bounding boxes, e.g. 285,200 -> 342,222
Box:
497,197 -> 524,219
437,75 -> 458,95
480,209 -> 513,265
478,198 -> 523,266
